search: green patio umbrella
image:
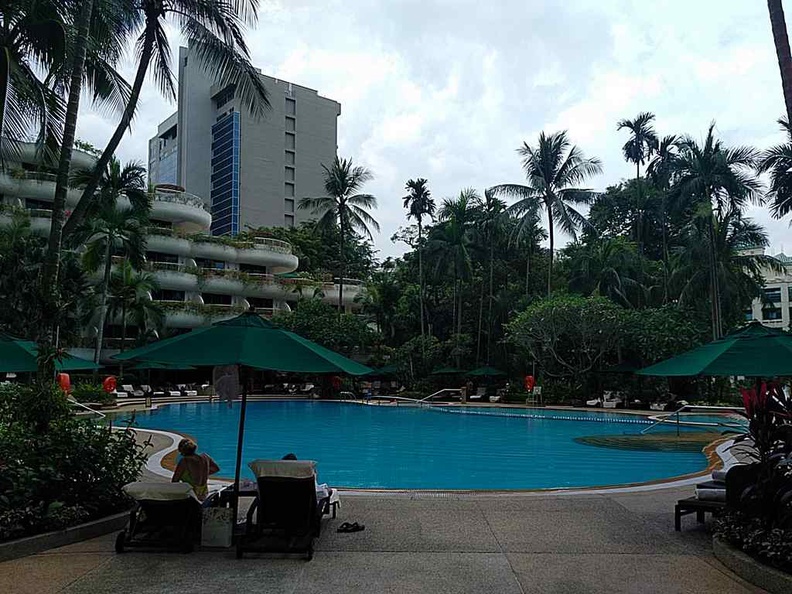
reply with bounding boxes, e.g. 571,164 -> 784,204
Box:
0,333 -> 100,373
636,322 -> 792,378
364,363 -> 401,378
467,366 -> 507,377
114,312 -> 372,520
129,361 -> 196,371
430,366 -> 466,375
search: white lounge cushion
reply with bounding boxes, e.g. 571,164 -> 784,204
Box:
711,469 -> 729,482
695,487 -> 726,502
248,459 -> 316,479
123,481 -> 196,501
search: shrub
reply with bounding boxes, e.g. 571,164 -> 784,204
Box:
71,382 -> 114,405
0,383 -> 146,541
715,512 -> 792,575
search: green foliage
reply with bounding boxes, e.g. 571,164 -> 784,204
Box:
507,295 -> 625,380
715,512 -> 792,574
0,216 -> 94,344
272,299 -> 376,354
71,382 -> 114,405
620,305 -> 710,365
0,383 -> 146,540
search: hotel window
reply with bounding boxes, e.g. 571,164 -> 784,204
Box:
286,97 -> 296,116
285,214 -> 295,227
202,293 -> 232,306
285,117 -> 296,132
744,309 -> 753,321
285,198 -> 295,213
285,167 -> 295,182
285,151 -> 295,166
151,289 -> 185,302
763,308 -> 782,321
285,182 -> 295,197
763,287 -> 782,303
285,132 -> 295,150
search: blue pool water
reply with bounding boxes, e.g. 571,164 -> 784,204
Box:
128,401 -> 710,490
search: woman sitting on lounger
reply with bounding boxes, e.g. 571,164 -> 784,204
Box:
172,438 -> 219,501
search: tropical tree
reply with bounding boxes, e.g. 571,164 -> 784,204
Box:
298,156 -> 379,312
107,260 -> 163,356
430,189 -> 477,341
61,0 -> 271,238
758,117 -> 792,219
647,134 -> 682,276
768,0 -> 792,123
491,130 -> 602,295
563,237 -> 642,308
474,189 -> 506,362
73,159 -> 150,362
669,123 -> 763,338
402,178 -> 435,340
616,112 -> 658,279
669,210 -> 779,329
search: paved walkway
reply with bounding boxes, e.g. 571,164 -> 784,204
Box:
0,488 -> 765,593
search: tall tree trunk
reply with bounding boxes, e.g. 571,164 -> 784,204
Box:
94,240 -> 113,363
635,161 -> 644,307
769,0 -> 792,124
39,0 -> 95,378
525,245 -> 531,297
0,55 -> 8,145
418,221 -> 425,340
62,20 -> 156,238
120,299 -> 127,378
707,217 -> 721,340
661,192 -> 669,303
338,216 -> 345,314
476,277 -> 484,365
487,242 -> 494,364
547,210 -> 554,296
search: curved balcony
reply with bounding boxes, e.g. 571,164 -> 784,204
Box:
319,280 -> 365,307
190,237 -> 239,262
159,302 -> 248,328
150,189 -> 211,233
0,170 -> 83,205
148,262 -> 198,292
145,229 -> 193,257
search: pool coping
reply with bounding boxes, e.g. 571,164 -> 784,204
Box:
133,400 -> 734,496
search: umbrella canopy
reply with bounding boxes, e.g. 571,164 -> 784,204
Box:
467,366 -> 507,377
364,363 -> 401,378
114,313 -> 372,375
0,333 -> 99,372
129,361 -> 196,371
430,366 -> 466,376
636,322 -> 792,378
112,312 -> 372,522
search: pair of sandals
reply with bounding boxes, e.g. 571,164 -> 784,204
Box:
336,521 -> 365,533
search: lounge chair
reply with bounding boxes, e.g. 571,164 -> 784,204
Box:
178,384 -> 198,397
141,385 -> 165,397
115,482 -> 202,553
121,384 -> 144,398
165,386 -> 181,397
674,464 -> 759,530
469,387 -> 486,401
237,459 -> 328,560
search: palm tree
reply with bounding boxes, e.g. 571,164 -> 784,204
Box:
565,237 -> 641,308
758,117 -> 792,218
74,159 -> 150,362
402,178 -> 435,341
299,156 -> 379,312
768,0 -> 792,123
670,210 -> 780,327
432,189 -> 477,342
107,260 -> 163,357
669,123 -> 763,338
617,112 -> 658,270
61,0 -> 270,238
474,189 -> 506,363
491,131 -> 602,295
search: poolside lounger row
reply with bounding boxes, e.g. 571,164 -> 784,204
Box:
116,459 -> 334,560
114,384 -> 201,398
675,464 -> 758,531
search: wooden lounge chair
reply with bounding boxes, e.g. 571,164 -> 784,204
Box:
674,464 -> 759,531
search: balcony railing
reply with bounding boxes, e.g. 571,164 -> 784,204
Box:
3,170 -> 58,183
253,237 -> 292,254
152,189 -> 210,213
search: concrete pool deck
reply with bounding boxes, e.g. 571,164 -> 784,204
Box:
0,488 -> 765,593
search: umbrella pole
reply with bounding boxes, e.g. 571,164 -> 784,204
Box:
232,366 -> 248,533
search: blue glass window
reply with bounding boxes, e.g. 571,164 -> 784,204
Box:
210,111 -> 240,235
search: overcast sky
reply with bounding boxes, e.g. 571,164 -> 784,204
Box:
75,0 -> 792,260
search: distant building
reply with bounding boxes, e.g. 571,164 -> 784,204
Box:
742,246 -> 792,329
148,46 -> 341,235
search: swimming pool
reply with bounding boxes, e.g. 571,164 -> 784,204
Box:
129,401 -> 712,490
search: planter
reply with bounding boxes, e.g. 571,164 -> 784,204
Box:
713,537 -> 792,594
0,510 -> 130,563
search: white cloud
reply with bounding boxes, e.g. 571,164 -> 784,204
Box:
75,0 -> 792,259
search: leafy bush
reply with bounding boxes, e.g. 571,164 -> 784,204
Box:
0,383 -> 146,541
71,382 -> 114,405
715,511 -> 792,574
